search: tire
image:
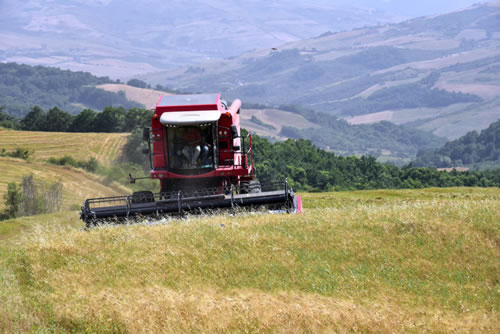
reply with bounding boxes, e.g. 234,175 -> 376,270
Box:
240,180 -> 261,194
131,191 -> 154,204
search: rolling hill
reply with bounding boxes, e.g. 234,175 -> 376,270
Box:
0,62 -> 143,117
96,83 -> 172,109
0,128 -> 129,166
413,118 -> 500,169
97,84 -> 445,161
142,2 -> 500,140
0,158 -> 129,211
96,83 -> 320,139
0,0 -> 402,78
0,129 -> 131,210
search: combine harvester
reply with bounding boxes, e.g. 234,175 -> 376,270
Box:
81,94 -> 301,227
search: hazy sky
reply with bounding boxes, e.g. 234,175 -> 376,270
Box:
340,0 -> 487,17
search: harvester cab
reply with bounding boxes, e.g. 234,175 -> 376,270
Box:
81,93 -> 301,227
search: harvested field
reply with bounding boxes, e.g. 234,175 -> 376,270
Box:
0,128 -> 128,166
0,158 -> 129,210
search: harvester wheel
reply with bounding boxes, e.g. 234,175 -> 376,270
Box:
132,191 -> 155,204
240,180 -> 261,194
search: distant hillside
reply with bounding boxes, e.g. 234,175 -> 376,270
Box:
142,3 -> 500,139
0,0 -> 402,78
96,84 -> 172,109
0,63 -> 143,117
96,85 -> 445,161
414,119 -> 500,169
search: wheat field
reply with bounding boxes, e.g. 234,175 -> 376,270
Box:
0,188 -> 498,333
0,128 -> 132,210
0,128 -> 129,166
0,158 -> 130,210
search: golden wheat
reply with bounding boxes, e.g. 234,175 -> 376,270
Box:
0,128 -> 129,166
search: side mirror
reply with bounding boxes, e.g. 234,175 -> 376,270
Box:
143,127 -> 150,141
230,124 -> 238,138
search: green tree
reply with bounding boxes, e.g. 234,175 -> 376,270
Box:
127,79 -> 148,88
44,107 -> 73,131
3,182 -> 23,218
68,109 -> 97,132
93,106 -> 126,132
21,106 -> 46,131
0,106 -> 20,129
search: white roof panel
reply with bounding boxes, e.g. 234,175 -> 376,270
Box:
160,110 -> 221,125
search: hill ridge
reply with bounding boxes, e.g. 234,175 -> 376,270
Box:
141,3 -> 500,140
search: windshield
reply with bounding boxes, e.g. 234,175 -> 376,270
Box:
167,124 -> 215,170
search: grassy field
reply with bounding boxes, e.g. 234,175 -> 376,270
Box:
0,128 -> 129,166
0,187 -> 498,333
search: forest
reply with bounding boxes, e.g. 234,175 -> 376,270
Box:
0,62 -> 142,116
0,105 -> 152,133
413,119 -> 500,169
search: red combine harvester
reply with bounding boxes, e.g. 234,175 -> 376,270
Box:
81,94 -> 301,227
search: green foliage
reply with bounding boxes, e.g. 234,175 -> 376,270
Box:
154,84 -> 191,95
121,123 -> 499,192
331,75 -> 482,117
0,148 -> 33,160
249,116 -> 276,130
335,46 -> 444,70
127,79 -> 148,89
43,107 -> 73,132
0,107 -> 20,129
67,109 -> 97,132
122,127 -> 151,170
47,156 -> 99,173
1,175 -> 63,219
3,183 -> 23,218
0,62 -> 143,117
414,119 -> 500,168
15,105 -> 153,133
250,135 -> 500,191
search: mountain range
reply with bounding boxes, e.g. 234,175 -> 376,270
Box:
141,2 -> 500,140
0,0 -> 404,78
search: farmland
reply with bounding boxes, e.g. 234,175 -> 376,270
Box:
0,129 -> 131,210
1,187 -> 498,332
0,128 -> 129,166
0,158 -> 130,211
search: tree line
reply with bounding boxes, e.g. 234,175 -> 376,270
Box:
121,126 -> 500,192
250,135 -> 500,191
3,105 -> 499,195
0,105 -> 152,133
414,119 -> 500,169
0,62 -> 142,117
